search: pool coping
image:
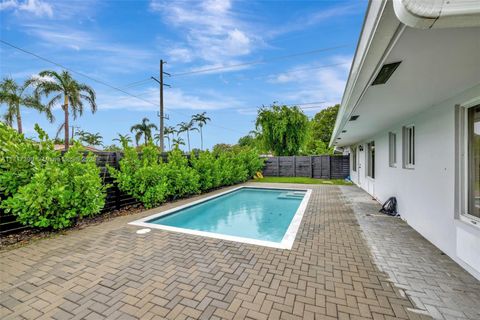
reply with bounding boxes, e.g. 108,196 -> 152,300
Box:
129,186 -> 312,250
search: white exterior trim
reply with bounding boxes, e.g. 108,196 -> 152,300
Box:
129,186 -> 312,250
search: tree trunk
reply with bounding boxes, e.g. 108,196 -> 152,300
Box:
16,106 -> 23,134
200,127 -> 203,150
187,131 -> 190,152
64,96 -> 69,150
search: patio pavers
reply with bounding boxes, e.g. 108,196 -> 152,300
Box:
0,183 -> 474,319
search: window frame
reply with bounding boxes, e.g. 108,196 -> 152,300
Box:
367,141 -> 375,179
389,132 -> 397,168
459,104 -> 480,223
351,146 -> 357,172
403,125 -> 415,169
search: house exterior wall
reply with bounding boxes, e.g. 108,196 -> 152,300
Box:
347,85 -> 480,280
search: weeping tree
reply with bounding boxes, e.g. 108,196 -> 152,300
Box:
0,77 -> 53,133
30,70 -> 97,150
255,104 -> 309,156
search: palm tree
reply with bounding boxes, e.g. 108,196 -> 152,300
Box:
172,137 -> 185,149
77,131 -> 103,147
30,70 -> 97,150
163,126 -> 176,150
130,117 -> 158,146
0,77 -> 52,133
113,133 -> 132,148
191,112 -> 211,150
177,120 -> 198,152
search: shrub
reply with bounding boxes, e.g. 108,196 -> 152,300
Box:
0,123 -> 56,197
191,150 -> 217,191
109,144 -> 263,208
163,148 -> 200,198
108,143 -> 168,209
1,127 -> 106,229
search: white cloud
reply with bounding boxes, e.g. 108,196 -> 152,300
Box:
166,47 -> 193,63
268,55 -> 352,108
150,0 -> 257,69
97,86 -> 243,112
0,0 -> 53,17
19,24 -> 154,73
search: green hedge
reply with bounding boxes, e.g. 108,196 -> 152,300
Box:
108,144 -> 264,209
0,124 -> 107,229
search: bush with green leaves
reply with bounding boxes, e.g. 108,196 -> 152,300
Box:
163,148 -> 200,198
108,143 -> 168,209
0,125 -> 107,229
110,144 -> 264,208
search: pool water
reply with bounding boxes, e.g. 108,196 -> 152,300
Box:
147,187 -> 306,243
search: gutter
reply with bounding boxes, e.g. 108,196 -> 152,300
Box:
393,0 -> 480,29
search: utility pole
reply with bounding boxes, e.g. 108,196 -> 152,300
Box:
151,59 -> 170,152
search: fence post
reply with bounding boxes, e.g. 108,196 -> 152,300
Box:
276,157 -> 280,176
293,156 -> 296,177
310,156 -> 313,178
114,152 -> 121,210
328,156 -> 332,179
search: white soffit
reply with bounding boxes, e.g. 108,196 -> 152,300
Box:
336,26 -> 480,147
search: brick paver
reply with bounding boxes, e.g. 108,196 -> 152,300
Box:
340,186 -> 480,320
0,183 -> 442,319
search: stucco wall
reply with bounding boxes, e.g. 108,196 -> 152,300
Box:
347,84 -> 480,280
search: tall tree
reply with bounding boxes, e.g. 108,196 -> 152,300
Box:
177,120 -> 198,152
255,104 -> 309,156
191,112 -> 211,150
172,137 -> 185,149
0,77 -> 52,133
310,104 -> 340,145
30,70 -> 97,150
77,131 -> 103,147
113,133 -> 132,148
159,126 -> 177,150
302,104 -> 339,155
130,117 -> 158,146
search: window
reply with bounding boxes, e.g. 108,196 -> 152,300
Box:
403,125 -> 415,168
367,141 -> 375,179
467,105 -> 480,219
351,146 -> 357,172
389,132 -> 397,167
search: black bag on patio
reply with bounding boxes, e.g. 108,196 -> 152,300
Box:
379,197 -> 398,216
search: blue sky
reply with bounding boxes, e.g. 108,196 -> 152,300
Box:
0,0 -> 367,150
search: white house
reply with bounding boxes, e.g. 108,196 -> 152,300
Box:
330,0 -> 480,279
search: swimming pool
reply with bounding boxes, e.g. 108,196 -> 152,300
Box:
130,186 -> 312,249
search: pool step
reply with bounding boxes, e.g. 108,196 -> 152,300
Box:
278,192 -> 305,200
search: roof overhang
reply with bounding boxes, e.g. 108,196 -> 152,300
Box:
330,0 -> 480,148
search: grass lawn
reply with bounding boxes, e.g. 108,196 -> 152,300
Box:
252,176 -> 353,185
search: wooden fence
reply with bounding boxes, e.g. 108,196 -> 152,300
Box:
262,155 -> 350,179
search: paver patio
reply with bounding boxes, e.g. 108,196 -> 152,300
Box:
1,183 -> 478,319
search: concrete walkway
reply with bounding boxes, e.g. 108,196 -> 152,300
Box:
0,183 -> 478,319
340,186 -> 480,320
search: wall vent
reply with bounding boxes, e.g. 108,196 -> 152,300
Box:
349,115 -> 359,121
372,61 -> 401,85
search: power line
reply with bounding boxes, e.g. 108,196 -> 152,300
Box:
0,39 -> 247,135
120,78 -> 151,89
171,44 -> 350,77
0,39 -> 161,109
